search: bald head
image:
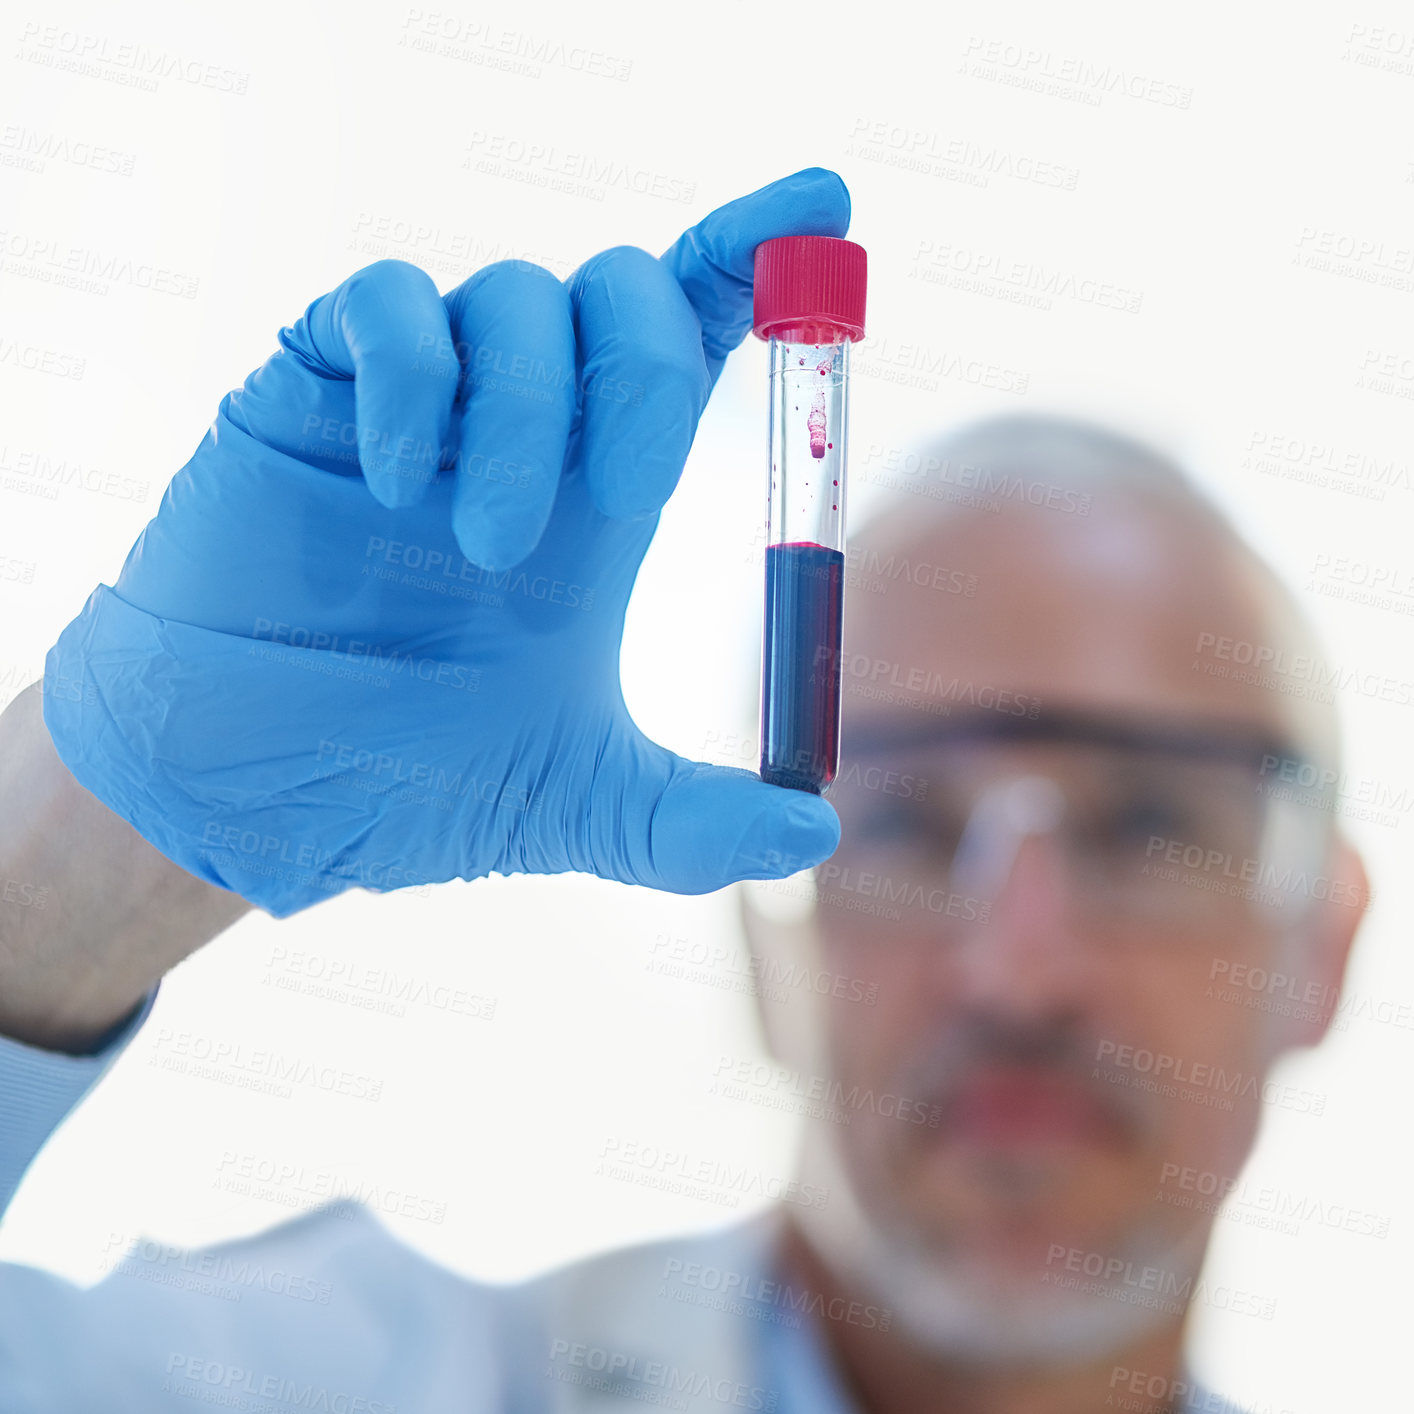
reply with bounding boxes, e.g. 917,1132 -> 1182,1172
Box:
846,415 -> 1339,772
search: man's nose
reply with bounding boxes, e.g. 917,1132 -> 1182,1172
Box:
942,780 -> 1097,1022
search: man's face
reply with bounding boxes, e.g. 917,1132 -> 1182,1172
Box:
761,490 -> 1357,1354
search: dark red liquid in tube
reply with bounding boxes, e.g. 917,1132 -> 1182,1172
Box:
761,541 -> 844,794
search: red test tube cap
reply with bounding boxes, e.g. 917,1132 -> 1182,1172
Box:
752,235 -> 868,344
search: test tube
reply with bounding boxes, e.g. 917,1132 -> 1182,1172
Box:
752,235 -> 868,795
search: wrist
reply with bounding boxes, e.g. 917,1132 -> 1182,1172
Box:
0,680 -> 251,1051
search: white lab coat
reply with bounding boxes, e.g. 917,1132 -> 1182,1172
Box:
0,1201 -> 792,1413
0,1002 -> 1244,1413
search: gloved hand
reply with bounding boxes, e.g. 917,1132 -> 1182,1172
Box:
43,169 -> 847,917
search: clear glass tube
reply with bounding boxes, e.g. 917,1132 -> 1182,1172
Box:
760,335 -> 852,795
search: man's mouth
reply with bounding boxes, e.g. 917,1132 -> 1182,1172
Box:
940,1068 -> 1126,1149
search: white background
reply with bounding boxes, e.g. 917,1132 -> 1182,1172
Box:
1,2 -> 1412,1408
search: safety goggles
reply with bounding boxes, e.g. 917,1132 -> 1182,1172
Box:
822,709 -> 1338,935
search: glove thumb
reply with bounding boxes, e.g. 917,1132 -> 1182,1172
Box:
634,756 -> 840,894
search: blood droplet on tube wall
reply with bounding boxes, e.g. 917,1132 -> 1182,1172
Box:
751,235 -> 868,795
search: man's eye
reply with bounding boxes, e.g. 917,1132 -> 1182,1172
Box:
851,805 -> 963,853
852,805 -> 914,842
1098,798 -> 1191,846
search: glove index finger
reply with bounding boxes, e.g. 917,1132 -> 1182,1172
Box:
658,167 -> 851,384
301,259 -> 457,508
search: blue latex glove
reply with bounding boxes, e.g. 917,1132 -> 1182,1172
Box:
43,170 -> 847,917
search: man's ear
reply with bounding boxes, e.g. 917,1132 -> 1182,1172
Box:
737,877 -> 824,1074
1275,834 -> 1370,1051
